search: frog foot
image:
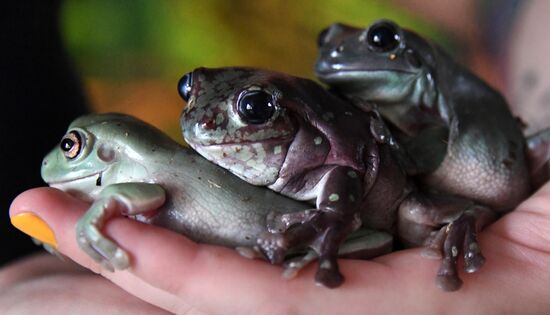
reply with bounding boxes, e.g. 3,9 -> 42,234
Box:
76,215 -> 130,272
260,211 -> 351,288
255,232 -> 289,265
288,213 -> 350,288
429,209 -> 491,291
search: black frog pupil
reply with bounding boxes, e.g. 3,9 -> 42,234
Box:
367,24 -> 399,51
238,90 -> 275,124
61,139 -> 74,151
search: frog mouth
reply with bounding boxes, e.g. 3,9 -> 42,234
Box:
316,68 -> 417,78
46,171 -> 104,186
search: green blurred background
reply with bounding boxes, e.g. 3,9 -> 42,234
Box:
60,0 -> 454,140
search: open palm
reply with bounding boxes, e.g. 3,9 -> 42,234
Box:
5,183 -> 550,314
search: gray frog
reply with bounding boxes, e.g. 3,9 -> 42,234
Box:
41,113 -> 391,274
316,19 -> 535,207
179,67 -> 419,288
316,19 -> 550,289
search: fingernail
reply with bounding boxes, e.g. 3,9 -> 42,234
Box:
11,213 -> 57,248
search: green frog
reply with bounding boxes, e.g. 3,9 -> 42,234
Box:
41,113 -> 392,280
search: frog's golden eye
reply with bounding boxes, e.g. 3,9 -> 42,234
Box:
60,131 -> 82,159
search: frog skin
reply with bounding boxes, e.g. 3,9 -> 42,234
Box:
316,20 -> 534,211
41,113 -> 392,275
179,67 -> 411,288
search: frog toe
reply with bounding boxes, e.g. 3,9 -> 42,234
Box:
76,223 -> 130,270
282,250 -> 318,279
463,236 -> 485,273
436,248 -> 463,291
256,232 -> 288,264
421,226 -> 446,259
436,272 -> 463,291
315,259 -> 344,288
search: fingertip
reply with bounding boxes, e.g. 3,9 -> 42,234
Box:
8,187 -> 88,255
9,187 -> 86,218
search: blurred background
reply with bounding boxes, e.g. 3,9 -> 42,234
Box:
59,0 -> 453,140
5,0 -> 547,265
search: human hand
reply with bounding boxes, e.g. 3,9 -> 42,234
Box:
0,253 -> 170,314
7,183 -> 550,314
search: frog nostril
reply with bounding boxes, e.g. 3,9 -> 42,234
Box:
330,46 -> 344,58
201,119 -> 216,130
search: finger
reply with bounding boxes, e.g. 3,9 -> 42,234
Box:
10,188 -> 321,313
9,188 -> 414,314
0,254 -> 172,315
9,188 -> 192,314
11,187 -> 550,314
487,181 -> 550,255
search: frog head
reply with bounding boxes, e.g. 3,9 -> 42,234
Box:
179,67 -> 311,186
315,19 -> 438,106
41,113 -> 159,201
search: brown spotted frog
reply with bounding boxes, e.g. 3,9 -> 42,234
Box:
179,67 -> 410,288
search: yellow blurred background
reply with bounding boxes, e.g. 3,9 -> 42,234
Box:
60,0 -> 455,141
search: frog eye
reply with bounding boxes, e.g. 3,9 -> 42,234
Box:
178,72 -> 193,102
60,131 -> 82,159
365,21 -> 401,52
237,90 -> 276,125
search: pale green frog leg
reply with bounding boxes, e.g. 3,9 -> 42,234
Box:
76,182 -> 165,271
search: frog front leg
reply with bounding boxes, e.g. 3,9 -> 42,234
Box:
398,193 -> 497,291
76,183 -> 166,271
259,166 -> 363,288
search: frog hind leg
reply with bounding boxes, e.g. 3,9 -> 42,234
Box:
526,127 -> 550,189
76,183 -> 166,271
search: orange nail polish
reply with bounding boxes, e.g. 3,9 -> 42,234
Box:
11,213 -> 57,248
